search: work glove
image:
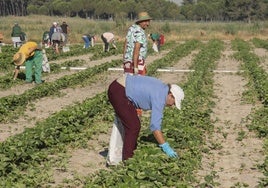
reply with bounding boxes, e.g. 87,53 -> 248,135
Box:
159,142 -> 178,158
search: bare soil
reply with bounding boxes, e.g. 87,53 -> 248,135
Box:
0,41 -> 266,187
196,41 -> 265,187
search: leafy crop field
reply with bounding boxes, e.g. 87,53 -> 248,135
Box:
0,38 -> 267,187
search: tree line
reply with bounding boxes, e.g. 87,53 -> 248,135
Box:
0,0 -> 268,22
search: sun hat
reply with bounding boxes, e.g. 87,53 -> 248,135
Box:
135,12 -> 152,23
170,84 -> 184,110
13,52 -> 25,66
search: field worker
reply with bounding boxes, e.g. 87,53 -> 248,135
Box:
101,32 -> 117,52
42,31 -> 50,48
60,21 -> 70,45
11,23 -> 22,37
60,21 -> 70,35
13,41 -> 43,84
149,33 -> 161,52
123,12 -> 152,75
11,23 -> 26,47
82,33 -> 93,49
108,74 -> 184,160
51,26 -> 65,54
49,22 -> 58,44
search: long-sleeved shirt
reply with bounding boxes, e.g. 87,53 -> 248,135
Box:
125,75 -> 168,131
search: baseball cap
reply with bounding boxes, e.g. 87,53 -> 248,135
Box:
170,84 -> 184,110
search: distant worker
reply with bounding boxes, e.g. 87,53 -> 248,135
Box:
13,41 -> 44,84
82,33 -> 93,49
101,32 -> 117,52
11,23 -> 26,48
60,21 -> 70,35
49,22 -> 62,44
50,22 -> 64,54
51,31 -> 65,54
42,31 -> 50,48
149,33 -> 161,53
60,21 -> 70,44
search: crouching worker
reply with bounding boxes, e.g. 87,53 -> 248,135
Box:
13,41 -> 44,84
107,74 -> 184,161
101,32 -> 117,52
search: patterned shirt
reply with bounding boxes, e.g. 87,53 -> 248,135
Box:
123,24 -> 148,62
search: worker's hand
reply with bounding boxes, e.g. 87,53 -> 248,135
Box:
159,142 -> 178,158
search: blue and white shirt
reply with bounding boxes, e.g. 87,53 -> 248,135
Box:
124,24 -> 148,62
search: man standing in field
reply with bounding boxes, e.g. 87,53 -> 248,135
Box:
123,12 -> 152,75
13,41 -> 43,84
60,21 -> 70,45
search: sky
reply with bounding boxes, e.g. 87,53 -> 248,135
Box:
169,0 -> 183,6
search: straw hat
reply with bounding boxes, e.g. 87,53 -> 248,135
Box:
13,52 -> 25,66
170,84 -> 184,110
135,12 -> 152,23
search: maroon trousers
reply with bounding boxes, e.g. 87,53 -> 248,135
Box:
108,80 -> 141,160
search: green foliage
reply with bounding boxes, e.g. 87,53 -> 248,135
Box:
250,22 -> 261,34
0,37 -> 266,187
3,0 -> 268,21
224,24 -> 237,35
232,38 -> 268,187
0,59 -> 122,123
161,22 -> 171,33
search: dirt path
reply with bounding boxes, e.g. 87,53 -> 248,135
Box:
196,41 -> 265,187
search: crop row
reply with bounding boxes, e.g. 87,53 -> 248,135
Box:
232,38 -> 268,187
0,59 -> 122,123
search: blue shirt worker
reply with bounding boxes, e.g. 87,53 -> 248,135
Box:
108,74 -> 184,160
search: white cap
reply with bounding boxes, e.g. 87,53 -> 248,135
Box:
170,84 -> 184,110
53,22 -> 57,25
